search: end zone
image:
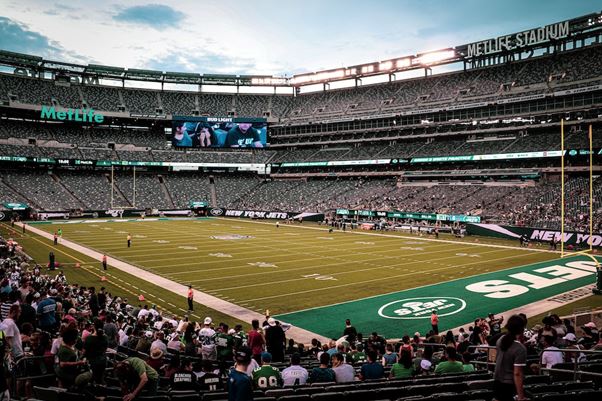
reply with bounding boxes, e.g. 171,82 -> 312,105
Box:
276,255 -> 601,339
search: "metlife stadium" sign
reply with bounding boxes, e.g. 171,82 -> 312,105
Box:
467,20 -> 569,57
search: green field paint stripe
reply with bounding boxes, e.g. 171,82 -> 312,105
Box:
275,255 -> 600,339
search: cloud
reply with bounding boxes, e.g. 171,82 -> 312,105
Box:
113,4 -> 184,29
0,16 -> 92,64
147,51 -> 259,75
0,16 -> 61,56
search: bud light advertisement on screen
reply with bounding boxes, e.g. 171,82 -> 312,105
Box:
170,116 -> 268,148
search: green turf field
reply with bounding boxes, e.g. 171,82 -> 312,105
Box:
30,217 -> 560,313
5,217 -> 601,339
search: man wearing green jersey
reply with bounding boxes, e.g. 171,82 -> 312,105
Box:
252,352 -> 282,389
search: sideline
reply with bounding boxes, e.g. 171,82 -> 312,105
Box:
22,223 -> 329,343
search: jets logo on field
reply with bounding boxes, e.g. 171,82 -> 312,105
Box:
378,297 -> 466,320
210,234 -> 254,240
210,208 -> 224,216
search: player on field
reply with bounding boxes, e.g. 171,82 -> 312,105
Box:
127,233 -> 132,248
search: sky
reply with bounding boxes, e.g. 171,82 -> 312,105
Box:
0,0 -> 600,77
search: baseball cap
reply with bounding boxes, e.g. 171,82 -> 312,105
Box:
268,317 -> 276,326
562,333 -> 577,342
150,348 -> 164,359
228,329 -> 236,335
204,317 -> 212,325
583,322 -> 597,329
420,359 -> 432,371
235,346 -> 252,364
145,330 -> 153,338
49,288 -> 58,295
261,352 -> 272,362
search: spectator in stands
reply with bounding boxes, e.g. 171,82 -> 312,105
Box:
252,352 -> 282,389
83,319 -> 108,385
115,357 -> 160,399
359,350 -> 385,380
151,331 -> 167,355
103,313 -> 119,349
228,347 -> 254,401
36,290 -> 57,333
367,331 -> 385,355
1,304 -> 23,360
462,352 -> 476,372
580,322 -> 599,348
282,352 -> 309,386
248,319 -> 265,363
309,352 -> 335,383
434,346 -> 464,374
199,317 -> 217,361
381,343 -> 398,366
390,349 -> 415,379
197,359 -> 223,392
170,358 -> 199,391
540,335 -> 563,372
493,315 -> 528,401
343,318 -> 357,343
331,352 -> 355,383
265,318 -> 286,362
55,326 -> 86,388
349,343 -> 367,365
147,348 -> 165,372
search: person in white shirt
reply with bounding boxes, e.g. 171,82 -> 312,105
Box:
282,353 -> 309,386
331,352 -> 355,383
199,317 -> 216,361
137,305 -> 150,320
0,304 -> 23,359
151,332 -> 167,354
540,335 -> 563,371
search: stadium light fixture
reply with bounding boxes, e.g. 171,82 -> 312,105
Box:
379,61 -> 393,71
361,65 -> 374,74
414,50 -> 456,65
396,58 -> 411,68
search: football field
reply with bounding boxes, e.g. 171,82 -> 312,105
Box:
24,217 -> 600,339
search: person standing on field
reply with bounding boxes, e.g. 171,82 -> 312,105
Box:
127,234 -> 132,248
187,286 -> 194,311
431,310 -> 439,335
102,255 -> 108,271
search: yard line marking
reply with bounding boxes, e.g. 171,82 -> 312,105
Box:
207,247 -> 512,292
221,217 -> 561,254
20,223 -> 330,343
238,252 -> 543,303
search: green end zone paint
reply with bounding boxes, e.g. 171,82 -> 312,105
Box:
276,255 -> 601,339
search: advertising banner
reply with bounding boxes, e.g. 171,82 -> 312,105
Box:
467,223 -> 602,248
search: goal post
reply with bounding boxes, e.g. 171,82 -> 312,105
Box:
560,120 -> 601,293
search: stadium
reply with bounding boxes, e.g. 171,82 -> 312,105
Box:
0,2 -> 602,401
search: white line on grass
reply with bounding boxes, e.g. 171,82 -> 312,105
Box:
238,252 -> 548,304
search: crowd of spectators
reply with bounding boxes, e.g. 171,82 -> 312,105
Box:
1,45 -> 600,122
1,167 -> 600,232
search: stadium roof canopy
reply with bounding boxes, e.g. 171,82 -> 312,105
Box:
0,11 -> 600,89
